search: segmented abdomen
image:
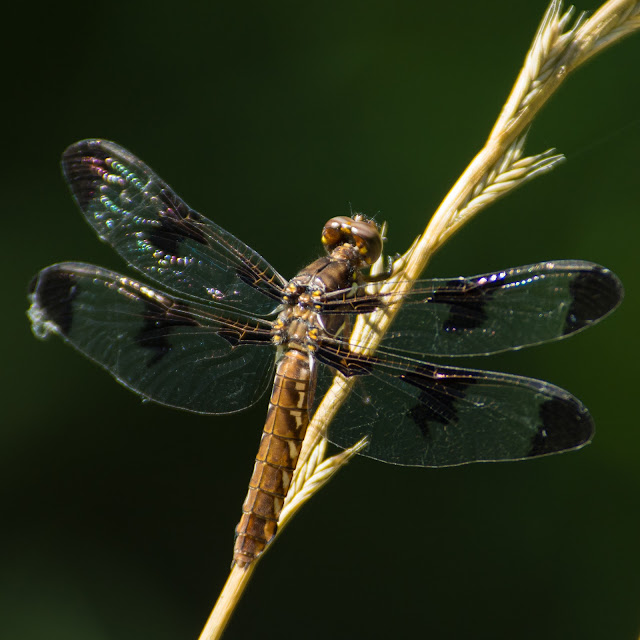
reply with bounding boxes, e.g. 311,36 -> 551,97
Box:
234,349 -> 311,567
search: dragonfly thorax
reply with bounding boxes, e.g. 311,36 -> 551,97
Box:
272,305 -> 323,352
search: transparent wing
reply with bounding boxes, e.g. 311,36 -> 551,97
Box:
62,140 -> 288,314
314,344 -> 594,467
321,260 -> 623,356
28,263 -> 276,414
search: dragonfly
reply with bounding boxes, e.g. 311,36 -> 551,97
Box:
28,140 -> 623,566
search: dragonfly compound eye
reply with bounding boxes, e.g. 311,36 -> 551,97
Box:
321,216 -> 351,253
349,217 -> 382,265
321,215 -> 382,265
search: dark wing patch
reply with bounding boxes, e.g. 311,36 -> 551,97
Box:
564,265 -> 624,334
401,365 -> 478,438
143,189 -> 209,256
530,397 -> 594,456
28,268 -> 79,336
430,275 -> 501,332
136,297 -> 200,366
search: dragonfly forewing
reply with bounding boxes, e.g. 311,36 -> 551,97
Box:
62,140 -> 288,314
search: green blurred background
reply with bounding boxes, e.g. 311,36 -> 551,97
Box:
2,1 -> 639,638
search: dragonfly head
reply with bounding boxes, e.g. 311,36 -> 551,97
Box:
321,215 -> 382,266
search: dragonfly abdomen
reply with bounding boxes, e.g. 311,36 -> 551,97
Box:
234,349 -> 311,567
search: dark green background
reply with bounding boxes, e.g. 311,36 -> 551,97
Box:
3,1 -> 639,638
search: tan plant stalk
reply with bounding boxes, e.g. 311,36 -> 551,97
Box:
200,2 -> 639,638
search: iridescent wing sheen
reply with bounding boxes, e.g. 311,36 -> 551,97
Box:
28,263 -> 276,414
314,342 -> 594,467
320,260 -> 623,356
62,140 -> 287,315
